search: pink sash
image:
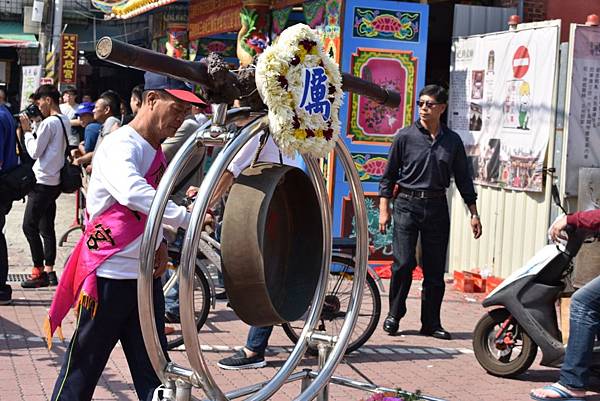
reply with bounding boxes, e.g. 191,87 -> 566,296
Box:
44,148 -> 166,348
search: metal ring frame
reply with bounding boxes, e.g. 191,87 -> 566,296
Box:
139,106 -> 369,400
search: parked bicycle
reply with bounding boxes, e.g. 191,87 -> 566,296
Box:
163,232 -> 382,353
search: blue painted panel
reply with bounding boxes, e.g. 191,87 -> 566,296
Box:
332,0 -> 428,259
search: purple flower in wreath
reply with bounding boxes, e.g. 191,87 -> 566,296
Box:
248,36 -> 269,51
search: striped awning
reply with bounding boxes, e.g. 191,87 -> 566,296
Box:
0,22 -> 39,48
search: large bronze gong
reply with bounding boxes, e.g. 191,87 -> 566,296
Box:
221,163 -> 323,326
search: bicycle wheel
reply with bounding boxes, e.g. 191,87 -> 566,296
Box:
282,255 -> 381,354
164,261 -> 211,350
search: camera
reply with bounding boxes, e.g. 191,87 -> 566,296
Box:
13,103 -> 43,120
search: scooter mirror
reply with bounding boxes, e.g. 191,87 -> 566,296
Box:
551,184 -> 567,214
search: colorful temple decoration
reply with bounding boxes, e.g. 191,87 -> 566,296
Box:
353,7 -> 421,42
237,5 -> 270,66
349,48 -> 417,144
166,25 -> 189,59
303,0 -> 327,28
331,1 -> 429,263
351,153 -> 388,183
189,0 -> 243,41
272,7 -> 293,35
320,0 -> 342,62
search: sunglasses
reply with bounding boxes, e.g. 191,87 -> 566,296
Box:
417,100 -> 444,108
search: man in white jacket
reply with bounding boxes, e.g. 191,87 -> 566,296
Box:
48,73 -> 203,401
19,84 -> 70,288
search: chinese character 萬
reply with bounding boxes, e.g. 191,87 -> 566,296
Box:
299,66 -> 332,122
86,224 -> 115,250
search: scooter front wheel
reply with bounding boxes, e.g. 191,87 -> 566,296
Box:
473,308 -> 538,378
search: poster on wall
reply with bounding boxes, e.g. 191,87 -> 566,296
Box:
448,26 -> 559,192
20,65 -> 42,110
564,25 -> 600,197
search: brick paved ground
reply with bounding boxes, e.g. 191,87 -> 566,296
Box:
2,194 -> 600,401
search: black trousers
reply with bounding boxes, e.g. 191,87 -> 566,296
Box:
51,277 -> 168,401
22,183 -> 61,267
0,197 -> 12,288
389,195 -> 450,330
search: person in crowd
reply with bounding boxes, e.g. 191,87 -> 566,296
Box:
119,99 -> 131,125
46,72 -> 200,401
378,84 -> 482,340
59,88 -> 83,149
128,84 -> 144,120
73,91 -> 122,168
18,85 -> 71,288
92,90 -> 122,151
82,94 -> 94,103
71,102 -> 101,166
0,90 -> 18,304
530,209 -> 600,401
0,88 -> 14,113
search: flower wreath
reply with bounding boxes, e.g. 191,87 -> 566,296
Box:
256,24 -> 343,159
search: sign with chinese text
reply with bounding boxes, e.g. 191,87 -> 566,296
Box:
59,34 -> 78,85
300,66 -> 332,121
188,0 -> 242,40
20,65 -> 42,110
448,26 -> 559,192
564,25 -> 600,197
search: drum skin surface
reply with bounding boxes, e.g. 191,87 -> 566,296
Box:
221,163 -> 323,326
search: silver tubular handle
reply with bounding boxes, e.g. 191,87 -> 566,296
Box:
245,155 -> 332,401
178,115 -> 269,401
294,139 -> 368,401
137,107 -> 254,386
138,117 -> 213,384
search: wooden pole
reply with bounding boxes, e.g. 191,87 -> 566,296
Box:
95,37 -> 401,108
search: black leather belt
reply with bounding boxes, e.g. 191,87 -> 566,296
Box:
398,187 -> 446,199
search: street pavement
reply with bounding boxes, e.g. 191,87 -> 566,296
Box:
2,193 -> 600,401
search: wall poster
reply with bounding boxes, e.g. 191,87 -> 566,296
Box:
564,25 -> 600,197
448,27 -> 558,192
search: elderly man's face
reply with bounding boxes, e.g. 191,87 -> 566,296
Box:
148,91 -> 190,138
93,98 -> 109,123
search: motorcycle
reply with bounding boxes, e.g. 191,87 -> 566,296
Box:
472,186 -> 600,377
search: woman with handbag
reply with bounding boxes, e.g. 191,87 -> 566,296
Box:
18,84 -> 70,288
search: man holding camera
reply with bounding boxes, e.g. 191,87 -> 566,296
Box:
0,90 -> 17,304
18,84 -> 70,288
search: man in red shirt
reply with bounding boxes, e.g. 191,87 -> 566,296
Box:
530,209 -> 600,401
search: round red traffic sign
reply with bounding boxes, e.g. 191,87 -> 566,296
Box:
512,46 -> 530,78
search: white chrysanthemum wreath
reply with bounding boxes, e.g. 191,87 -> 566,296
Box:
256,23 -> 343,158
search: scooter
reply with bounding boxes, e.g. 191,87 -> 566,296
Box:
472,187 -> 600,378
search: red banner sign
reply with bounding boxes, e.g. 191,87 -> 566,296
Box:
60,34 -> 78,85
188,0 -> 242,40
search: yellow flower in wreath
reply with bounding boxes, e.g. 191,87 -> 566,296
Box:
294,129 -> 307,139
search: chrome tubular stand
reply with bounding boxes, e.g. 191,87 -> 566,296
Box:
138,104 -> 375,401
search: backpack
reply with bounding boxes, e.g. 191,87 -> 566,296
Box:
56,116 -> 82,194
0,135 -> 36,201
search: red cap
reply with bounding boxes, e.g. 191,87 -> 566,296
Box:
165,89 -> 206,105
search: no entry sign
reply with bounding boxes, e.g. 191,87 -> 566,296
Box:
512,45 -> 530,78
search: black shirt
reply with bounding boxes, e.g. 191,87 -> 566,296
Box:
378,121 -> 477,206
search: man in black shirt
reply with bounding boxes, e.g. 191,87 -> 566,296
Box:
378,85 -> 482,340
